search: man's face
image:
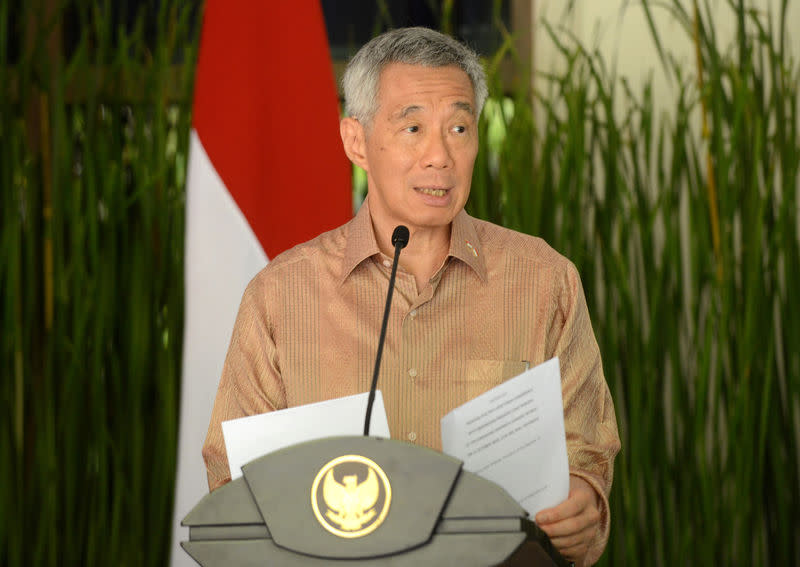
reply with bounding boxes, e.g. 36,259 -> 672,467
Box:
356,63 -> 479,235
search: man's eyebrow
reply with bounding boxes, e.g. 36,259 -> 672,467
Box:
452,101 -> 475,115
391,101 -> 475,120
393,105 -> 424,120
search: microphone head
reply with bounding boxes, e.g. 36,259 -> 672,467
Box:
391,225 -> 410,249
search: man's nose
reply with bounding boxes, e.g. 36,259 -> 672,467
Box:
421,130 -> 454,169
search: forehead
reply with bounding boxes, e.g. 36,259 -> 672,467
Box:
376,63 -> 475,114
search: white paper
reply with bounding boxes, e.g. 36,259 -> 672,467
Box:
441,357 -> 569,518
222,391 -> 391,480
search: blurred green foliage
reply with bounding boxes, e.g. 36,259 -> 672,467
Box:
1,1 -> 196,564
468,1 -> 799,564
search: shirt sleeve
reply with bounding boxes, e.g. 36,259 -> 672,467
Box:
549,262 -> 621,565
201,274 -> 286,492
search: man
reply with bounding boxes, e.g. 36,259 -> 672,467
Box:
203,27 -> 620,565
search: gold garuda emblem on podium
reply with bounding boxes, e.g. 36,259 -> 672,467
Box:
311,454 -> 392,538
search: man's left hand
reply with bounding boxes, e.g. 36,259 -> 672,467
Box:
535,475 -> 601,565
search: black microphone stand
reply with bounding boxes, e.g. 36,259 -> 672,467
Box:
364,225 -> 410,435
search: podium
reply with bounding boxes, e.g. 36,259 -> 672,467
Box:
182,436 -> 570,566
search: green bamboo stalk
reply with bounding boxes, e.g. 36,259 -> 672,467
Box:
692,0 -> 723,283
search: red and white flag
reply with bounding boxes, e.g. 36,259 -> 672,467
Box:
171,2 -> 351,564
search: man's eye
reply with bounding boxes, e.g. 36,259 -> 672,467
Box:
405,125 -> 419,133
452,125 -> 466,134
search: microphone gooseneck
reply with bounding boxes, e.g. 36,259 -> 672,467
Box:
364,225 -> 410,435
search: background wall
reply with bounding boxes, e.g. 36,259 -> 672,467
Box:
535,0 -> 800,108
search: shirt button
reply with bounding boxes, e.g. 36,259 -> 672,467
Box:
408,368 -> 417,377
409,309 -> 417,318
382,259 -> 392,268
408,432 -> 417,442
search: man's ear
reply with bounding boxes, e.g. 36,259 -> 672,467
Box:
340,117 -> 369,172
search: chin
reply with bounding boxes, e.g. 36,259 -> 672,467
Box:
409,213 -> 456,230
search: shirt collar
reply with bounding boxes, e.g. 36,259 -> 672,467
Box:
447,209 -> 487,283
339,199 -> 381,286
339,199 -> 488,285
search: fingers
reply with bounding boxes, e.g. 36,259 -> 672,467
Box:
541,505 -> 600,541
535,476 -> 602,563
535,479 -> 596,527
541,517 -> 597,565
536,494 -> 584,524
548,521 -> 597,561
538,500 -> 600,538
536,501 -> 599,561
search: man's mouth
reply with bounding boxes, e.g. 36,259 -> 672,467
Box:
415,187 -> 450,197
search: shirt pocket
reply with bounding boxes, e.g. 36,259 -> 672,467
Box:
459,359 -> 530,400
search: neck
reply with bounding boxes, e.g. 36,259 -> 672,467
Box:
371,216 -> 451,292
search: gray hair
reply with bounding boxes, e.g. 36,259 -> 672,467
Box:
342,27 -> 488,126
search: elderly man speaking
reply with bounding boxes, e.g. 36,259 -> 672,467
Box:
202,27 -> 620,566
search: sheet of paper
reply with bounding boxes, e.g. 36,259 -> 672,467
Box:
222,391 -> 390,480
441,357 -> 569,518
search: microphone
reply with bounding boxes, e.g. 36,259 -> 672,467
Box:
364,225 -> 410,435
